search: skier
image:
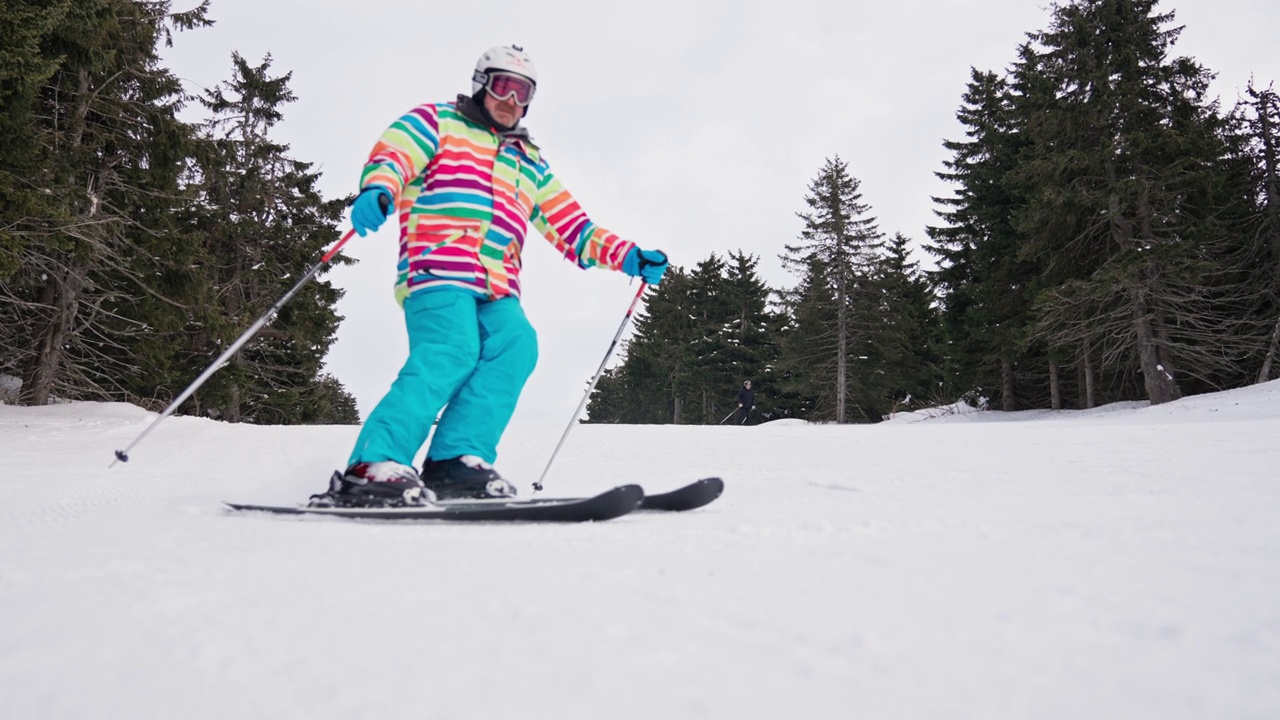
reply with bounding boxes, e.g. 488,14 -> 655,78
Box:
313,45 -> 669,508
736,380 -> 755,425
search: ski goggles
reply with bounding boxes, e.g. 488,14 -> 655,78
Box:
485,72 -> 536,106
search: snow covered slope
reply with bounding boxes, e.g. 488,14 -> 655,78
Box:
2,383 -> 1278,719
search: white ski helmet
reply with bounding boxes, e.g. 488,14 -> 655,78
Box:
471,45 -> 538,97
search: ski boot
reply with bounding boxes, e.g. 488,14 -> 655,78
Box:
420,455 -> 518,500
308,461 -> 435,508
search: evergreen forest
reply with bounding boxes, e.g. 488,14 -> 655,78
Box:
587,0 -> 1280,424
2,1 -> 1276,426
0,1 -> 358,424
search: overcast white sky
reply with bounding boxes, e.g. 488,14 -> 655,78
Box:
159,0 -> 1280,424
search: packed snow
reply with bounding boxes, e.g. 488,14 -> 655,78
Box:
2,382 -> 1279,719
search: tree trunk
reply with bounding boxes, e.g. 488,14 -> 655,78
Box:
1257,88 -> 1280,256
1081,339 -> 1096,409
1154,312 -> 1179,385
1111,186 -> 1182,405
1049,362 -> 1061,410
1257,89 -> 1280,384
1001,358 -> 1015,411
1258,314 -> 1280,383
226,380 -> 242,423
21,262 -> 85,405
20,69 -> 96,406
1131,280 -> 1182,404
836,299 -> 848,425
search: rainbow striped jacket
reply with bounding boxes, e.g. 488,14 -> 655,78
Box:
360,98 -> 637,303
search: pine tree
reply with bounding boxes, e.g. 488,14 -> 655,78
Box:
584,365 -> 630,423
878,233 -> 944,415
585,253 -> 781,425
677,252 -> 779,424
0,0 -> 67,279
0,0 -> 211,405
774,256 -> 836,419
180,52 -> 353,424
780,156 -> 885,422
927,67 -> 1041,410
684,254 -> 734,423
718,251 -> 780,420
590,270 -> 699,424
1237,82 -> 1280,382
1013,0 -> 1250,405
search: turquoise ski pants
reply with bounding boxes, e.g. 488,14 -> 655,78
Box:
348,287 -> 538,467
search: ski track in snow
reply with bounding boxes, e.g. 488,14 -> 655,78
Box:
1,387 -> 1279,719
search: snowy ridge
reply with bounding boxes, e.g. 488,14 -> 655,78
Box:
1,383 -> 1278,719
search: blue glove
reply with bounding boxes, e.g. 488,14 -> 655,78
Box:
622,247 -> 669,285
351,187 -> 392,237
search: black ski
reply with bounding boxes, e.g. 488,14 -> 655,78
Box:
225,484 -> 643,523
639,477 -> 724,511
433,477 -> 724,512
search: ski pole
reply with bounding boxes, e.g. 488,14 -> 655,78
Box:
534,281 -> 649,492
110,228 -> 358,467
719,409 -> 736,424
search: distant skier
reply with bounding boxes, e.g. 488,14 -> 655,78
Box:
736,380 -> 755,425
312,45 -> 669,508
